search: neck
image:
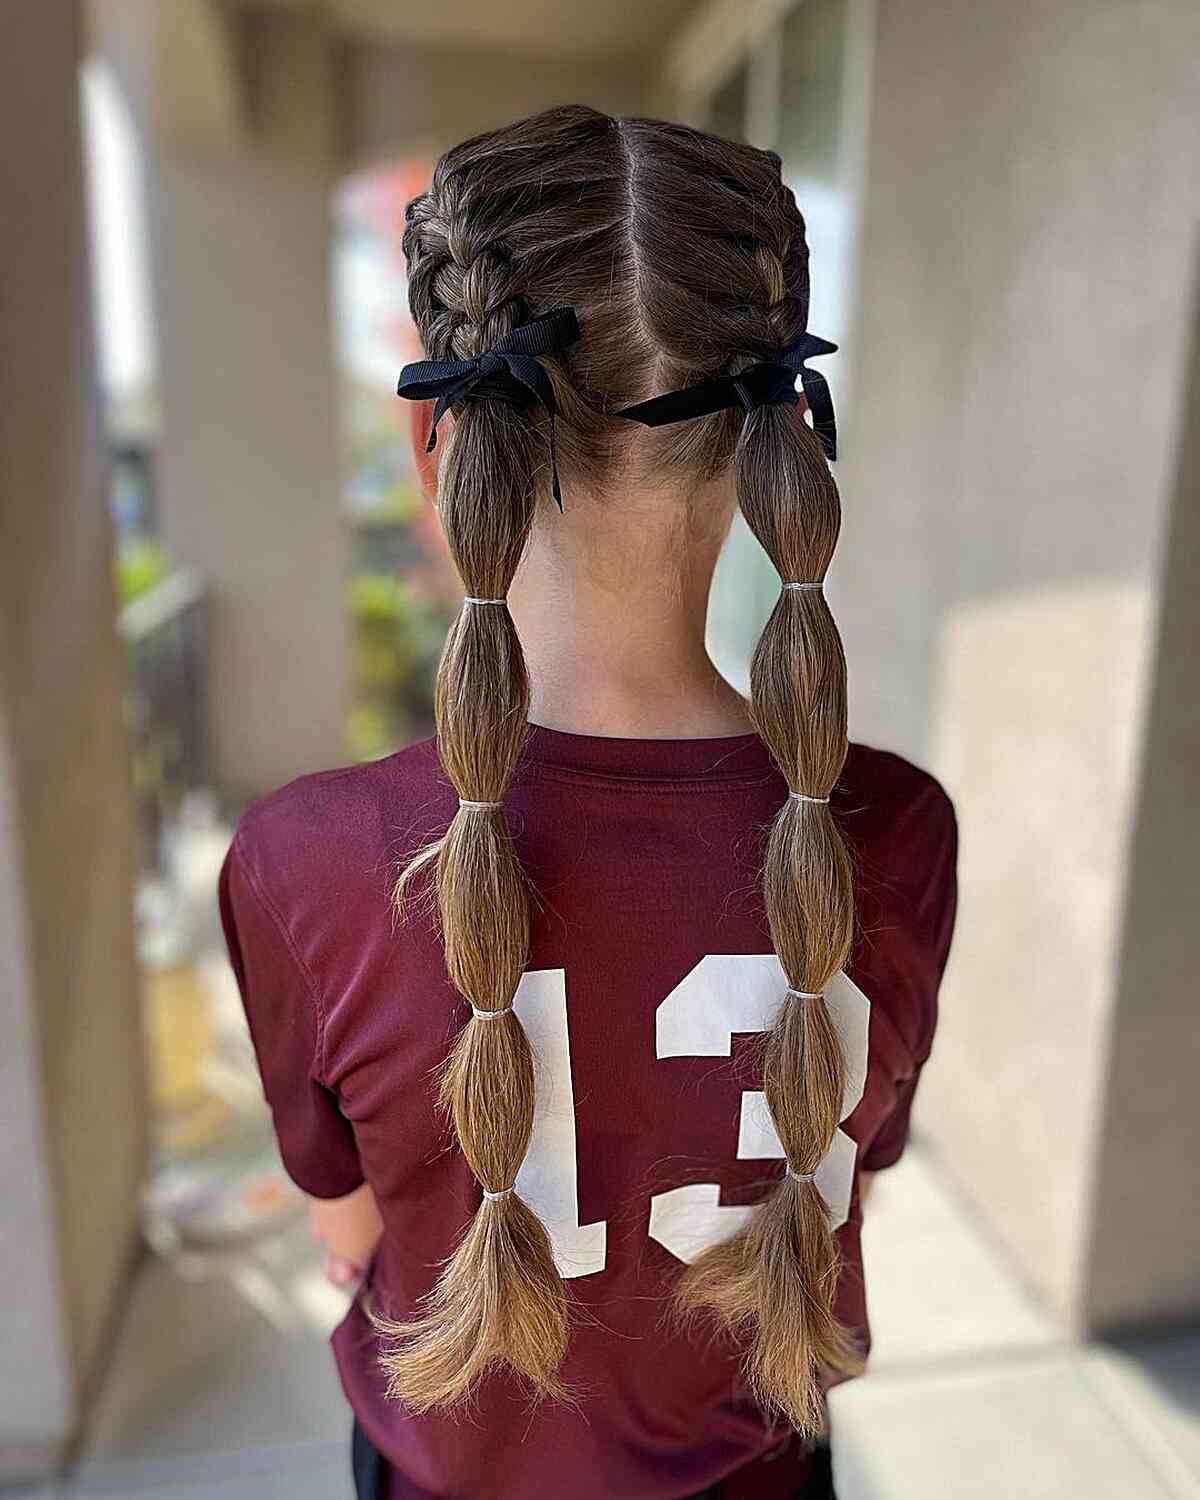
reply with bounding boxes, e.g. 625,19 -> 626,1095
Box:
507,478 -> 753,740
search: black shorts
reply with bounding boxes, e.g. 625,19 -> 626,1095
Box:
351,1420 -> 836,1500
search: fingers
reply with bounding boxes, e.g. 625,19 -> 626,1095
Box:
323,1254 -> 362,1288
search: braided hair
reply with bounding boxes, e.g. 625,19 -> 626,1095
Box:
375,105 -> 862,1433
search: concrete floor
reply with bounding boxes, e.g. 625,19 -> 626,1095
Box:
12,1144 -> 1198,1499
835,1160 -> 1200,1500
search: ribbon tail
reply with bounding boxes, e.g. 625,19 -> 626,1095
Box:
506,354 -> 565,511
426,392 -> 455,453
615,375 -> 740,428
547,411 -> 564,512
799,366 -> 837,461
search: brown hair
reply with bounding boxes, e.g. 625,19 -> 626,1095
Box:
374,104 -> 862,1432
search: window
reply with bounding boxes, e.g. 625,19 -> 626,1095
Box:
779,0 -> 854,340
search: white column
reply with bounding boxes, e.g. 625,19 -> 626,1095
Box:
842,0 -> 1200,1331
0,1 -> 146,1477
145,9 -> 350,801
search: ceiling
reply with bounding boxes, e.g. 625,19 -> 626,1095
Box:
236,0 -> 707,63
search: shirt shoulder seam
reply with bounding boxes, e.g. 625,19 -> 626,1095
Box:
231,824 -> 336,1087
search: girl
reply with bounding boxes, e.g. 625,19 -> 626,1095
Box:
219,105 -> 957,1500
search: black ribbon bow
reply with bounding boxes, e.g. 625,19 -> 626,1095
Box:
615,332 -> 839,461
395,306 -> 581,511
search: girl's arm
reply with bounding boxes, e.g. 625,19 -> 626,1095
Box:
308,1181 -> 383,1286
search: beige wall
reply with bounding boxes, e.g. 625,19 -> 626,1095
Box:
840,0 -> 1200,1327
0,0 -> 146,1475
1084,261 -> 1200,1331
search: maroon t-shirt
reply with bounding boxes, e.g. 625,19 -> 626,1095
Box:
218,726 -> 957,1500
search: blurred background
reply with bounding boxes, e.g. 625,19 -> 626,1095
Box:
1,1 -> 1197,1497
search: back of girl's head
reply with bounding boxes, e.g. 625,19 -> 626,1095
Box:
376,104 -> 861,1435
403,107 -> 812,480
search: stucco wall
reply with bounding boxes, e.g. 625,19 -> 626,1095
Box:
1084,254 -> 1200,1331
839,0 -> 1200,1326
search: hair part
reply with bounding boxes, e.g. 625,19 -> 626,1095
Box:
377,104 -> 861,1430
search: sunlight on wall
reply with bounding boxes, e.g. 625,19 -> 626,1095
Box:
925,579 -> 1154,1321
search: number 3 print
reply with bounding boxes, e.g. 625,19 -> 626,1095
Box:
510,956 -> 871,1280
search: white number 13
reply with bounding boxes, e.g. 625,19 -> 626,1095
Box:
511,956 -> 870,1280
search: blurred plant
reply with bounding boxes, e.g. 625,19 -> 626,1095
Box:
116,536 -> 170,606
116,550 -> 209,873
348,570 -> 450,760
337,158 -> 454,761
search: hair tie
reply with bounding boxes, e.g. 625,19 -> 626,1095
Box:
459,799 -> 502,812
788,791 -> 830,805
781,581 -> 823,593
470,1004 -> 512,1020
395,306 -> 582,511
463,596 -> 506,606
787,1165 -> 818,1185
615,331 -> 839,461
786,988 -> 823,1001
482,1185 -> 515,1201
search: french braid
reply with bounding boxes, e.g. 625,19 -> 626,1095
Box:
373,179 -> 568,1411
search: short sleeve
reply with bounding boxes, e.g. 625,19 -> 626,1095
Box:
218,830 -> 365,1199
860,782 -> 958,1173
861,1072 -> 921,1172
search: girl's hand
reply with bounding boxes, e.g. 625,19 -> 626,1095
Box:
307,1182 -> 383,1287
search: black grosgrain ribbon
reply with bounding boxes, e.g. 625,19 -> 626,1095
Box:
616,332 -> 839,461
395,306 -> 581,511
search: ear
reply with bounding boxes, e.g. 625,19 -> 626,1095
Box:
407,400 -> 441,500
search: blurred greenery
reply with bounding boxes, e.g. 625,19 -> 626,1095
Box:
115,537 -> 170,607
348,571 -> 449,760
340,374 -> 426,523
113,537 -> 194,871
359,481 -> 423,523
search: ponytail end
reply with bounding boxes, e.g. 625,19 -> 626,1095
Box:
672,1174 -> 863,1435
372,1189 -> 570,1412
